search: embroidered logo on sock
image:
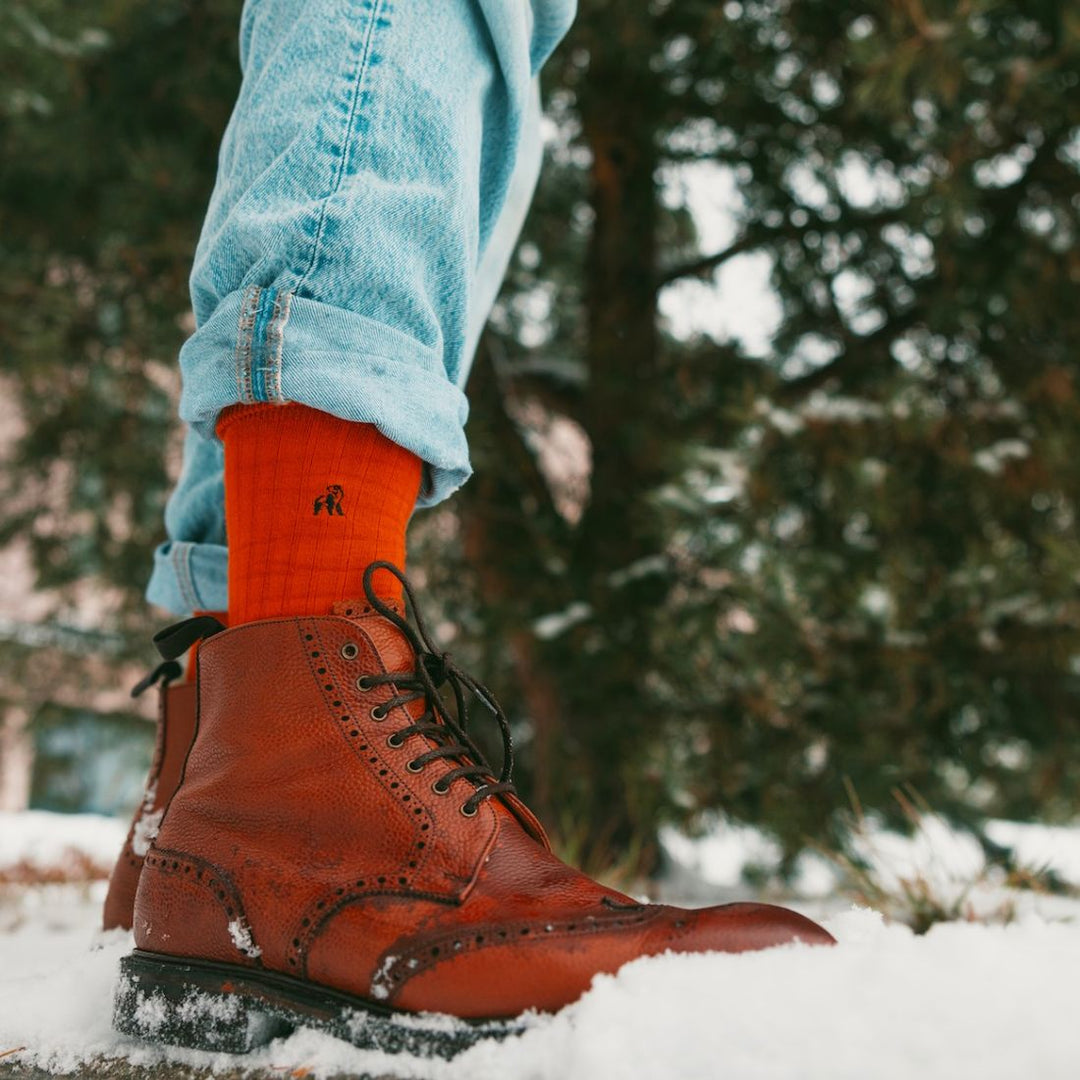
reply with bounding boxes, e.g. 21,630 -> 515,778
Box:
313,484 -> 345,516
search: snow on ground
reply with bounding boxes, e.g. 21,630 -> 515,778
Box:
0,811 -> 127,879
2,811 -> 1079,1079
660,809 -> 1080,918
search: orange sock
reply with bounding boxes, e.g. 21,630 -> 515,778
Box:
218,403 -> 422,624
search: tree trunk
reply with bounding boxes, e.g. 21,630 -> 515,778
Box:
562,17 -> 670,875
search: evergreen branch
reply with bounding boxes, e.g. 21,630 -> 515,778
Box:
655,230 -> 776,289
773,307 -> 923,403
655,209 -> 905,292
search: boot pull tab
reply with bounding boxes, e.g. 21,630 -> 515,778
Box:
153,614 -> 227,662
130,659 -> 183,698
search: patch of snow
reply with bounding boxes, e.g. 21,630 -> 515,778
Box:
800,392 -> 885,423
174,988 -> 246,1025
660,811 -> 1080,906
226,918 -> 262,960
131,985 -> 168,1035
0,809 -> 126,875
756,399 -> 805,435
660,821 -> 783,891
370,954 -> 398,1001
608,555 -> 668,589
532,602 -> 592,641
130,808 -> 162,858
985,820 -> 1080,885
973,439 -> 1030,475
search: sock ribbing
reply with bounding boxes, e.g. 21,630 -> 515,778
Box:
219,403 -> 422,624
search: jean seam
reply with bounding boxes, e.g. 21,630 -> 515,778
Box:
234,286 -> 262,403
263,288 -> 292,402
293,0 -> 387,296
171,542 -> 202,612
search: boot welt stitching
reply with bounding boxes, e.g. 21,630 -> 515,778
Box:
373,907 -> 665,1001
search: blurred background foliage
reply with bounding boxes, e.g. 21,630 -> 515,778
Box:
2,0 -> 1079,878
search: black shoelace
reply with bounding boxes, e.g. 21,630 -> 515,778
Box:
147,563 -> 516,816
130,658 -> 182,698
362,561 -> 516,816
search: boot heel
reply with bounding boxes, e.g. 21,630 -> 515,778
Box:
113,952 -> 290,1053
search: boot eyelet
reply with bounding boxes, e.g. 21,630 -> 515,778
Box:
460,802 -> 478,818
340,642 -> 359,660
431,779 -> 450,795
387,733 -> 404,749
356,676 -> 373,691
370,705 -> 388,721
406,759 -> 425,773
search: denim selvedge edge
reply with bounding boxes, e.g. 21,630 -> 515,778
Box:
146,1 -> 572,615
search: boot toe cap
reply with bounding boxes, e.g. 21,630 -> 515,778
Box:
661,901 -> 835,955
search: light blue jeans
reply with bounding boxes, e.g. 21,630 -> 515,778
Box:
147,0 -> 575,615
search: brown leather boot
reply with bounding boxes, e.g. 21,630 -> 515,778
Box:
102,665 -> 197,932
114,562 -> 833,1057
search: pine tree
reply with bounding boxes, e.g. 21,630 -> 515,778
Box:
457,0 -> 1080,871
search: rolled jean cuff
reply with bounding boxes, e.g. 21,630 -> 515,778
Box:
146,540 -> 229,615
177,288 -> 473,509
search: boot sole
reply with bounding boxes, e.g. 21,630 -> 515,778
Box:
113,949 -> 523,1058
